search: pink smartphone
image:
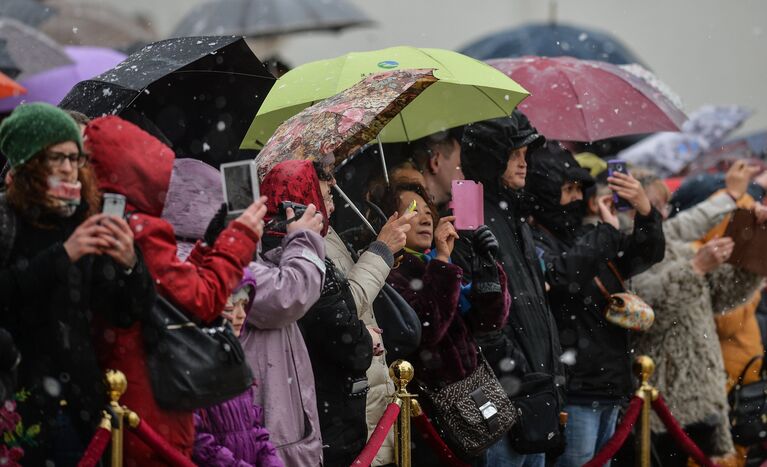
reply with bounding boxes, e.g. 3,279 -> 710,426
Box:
451,180 -> 484,230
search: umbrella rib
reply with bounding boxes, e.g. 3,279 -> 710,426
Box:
474,84 -> 510,116
172,70 -> 275,79
399,112 -> 410,142
559,67 -> 591,141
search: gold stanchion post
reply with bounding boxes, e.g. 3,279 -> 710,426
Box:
634,356 -> 659,467
390,360 -> 416,467
105,369 -> 128,467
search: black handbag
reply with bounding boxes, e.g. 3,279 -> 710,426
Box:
142,296 -> 253,411
373,283 -> 422,362
417,356 -> 519,459
508,372 -> 564,453
728,354 -> 767,446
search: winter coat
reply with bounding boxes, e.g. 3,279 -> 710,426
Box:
387,253 -> 509,387
324,227 -> 396,466
299,258 -> 373,466
85,116 -> 261,465
693,193 -> 765,391
460,126 -> 564,398
0,196 -> 155,464
634,192 -> 762,455
193,387 -> 284,467
241,160 -> 327,467
526,146 -> 666,402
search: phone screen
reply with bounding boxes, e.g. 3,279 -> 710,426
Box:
221,161 -> 259,214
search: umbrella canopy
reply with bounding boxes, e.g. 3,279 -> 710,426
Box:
60,36 -> 276,166
0,0 -> 56,27
618,105 -> 753,177
0,45 -> 125,112
171,0 -> 372,39
0,72 -> 25,99
488,56 -> 687,142
0,39 -> 20,79
0,18 -> 72,80
241,46 -> 528,149
38,0 -> 157,52
460,22 -> 645,66
255,68 -> 437,179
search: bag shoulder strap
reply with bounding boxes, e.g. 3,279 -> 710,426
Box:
735,354 -> 765,387
593,260 -> 627,298
606,261 -> 626,287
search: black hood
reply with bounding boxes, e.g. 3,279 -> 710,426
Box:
461,110 -> 545,192
526,142 -> 594,238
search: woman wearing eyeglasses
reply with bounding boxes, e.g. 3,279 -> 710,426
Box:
0,103 -> 155,466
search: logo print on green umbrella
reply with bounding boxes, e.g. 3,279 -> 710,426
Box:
377,60 -> 399,69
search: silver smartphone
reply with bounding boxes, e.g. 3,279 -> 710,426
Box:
220,160 -> 259,215
102,193 -> 126,218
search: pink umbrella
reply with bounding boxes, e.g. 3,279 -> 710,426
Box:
0,45 -> 126,112
489,56 -> 687,142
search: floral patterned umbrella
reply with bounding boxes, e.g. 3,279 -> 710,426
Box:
254,68 -> 437,180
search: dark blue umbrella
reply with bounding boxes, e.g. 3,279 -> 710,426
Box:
459,22 -> 646,66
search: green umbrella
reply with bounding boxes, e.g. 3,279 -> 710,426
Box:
241,45 -> 529,149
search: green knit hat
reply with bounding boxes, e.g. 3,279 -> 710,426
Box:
0,102 -> 83,169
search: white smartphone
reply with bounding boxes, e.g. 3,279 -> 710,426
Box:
220,160 -> 259,215
102,193 -> 126,218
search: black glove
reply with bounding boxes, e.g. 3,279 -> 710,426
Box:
472,225 -> 499,260
203,203 -> 228,246
470,225 -> 501,292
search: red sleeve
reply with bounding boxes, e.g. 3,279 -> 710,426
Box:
130,215 -> 259,323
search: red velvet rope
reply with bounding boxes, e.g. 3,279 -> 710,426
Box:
651,396 -> 719,467
77,427 -> 111,467
129,419 -> 196,467
583,396 -> 644,467
351,402 -> 401,467
412,412 -> 471,467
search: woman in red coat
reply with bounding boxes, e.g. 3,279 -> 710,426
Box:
85,116 -> 266,466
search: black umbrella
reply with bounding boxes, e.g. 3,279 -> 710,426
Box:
459,22 -> 646,66
171,0 -> 372,39
0,39 -> 20,79
60,36 -> 276,165
0,0 -> 56,27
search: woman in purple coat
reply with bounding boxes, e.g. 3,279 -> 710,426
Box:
193,269 -> 284,467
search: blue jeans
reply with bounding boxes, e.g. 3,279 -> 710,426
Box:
486,435 -> 546,467
555,403 -> 620,467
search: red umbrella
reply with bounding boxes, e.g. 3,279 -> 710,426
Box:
0,71 -> 25,99
489,56 -> 687,142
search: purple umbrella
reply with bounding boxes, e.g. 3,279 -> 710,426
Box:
0,45 -> 125,112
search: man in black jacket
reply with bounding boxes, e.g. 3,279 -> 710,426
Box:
525,143 -> 665,467
459,112 -> 564,466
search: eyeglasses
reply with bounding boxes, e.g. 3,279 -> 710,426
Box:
44,151 -> 89,169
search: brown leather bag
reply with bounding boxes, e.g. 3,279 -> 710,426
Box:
594,262 -> 655,331
725,208 -> 767,276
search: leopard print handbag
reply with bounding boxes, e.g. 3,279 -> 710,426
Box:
418,356 -> 519,459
